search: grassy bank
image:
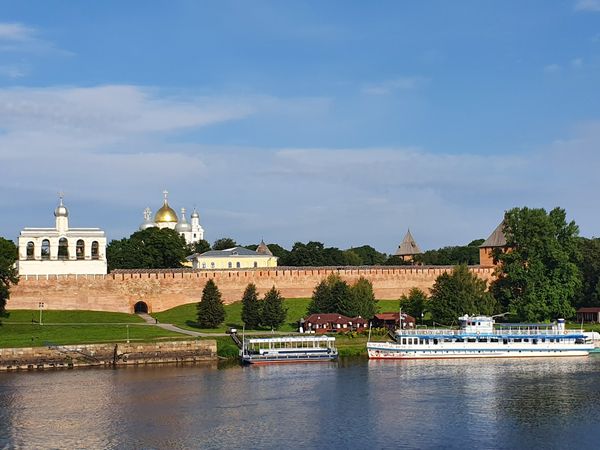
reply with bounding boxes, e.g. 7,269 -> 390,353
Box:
152,298 -> 401,333
0,310 -> 183,348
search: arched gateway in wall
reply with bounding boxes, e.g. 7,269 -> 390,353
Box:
134,301 -> 149,314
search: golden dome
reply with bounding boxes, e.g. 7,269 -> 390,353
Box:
154,190 -> 178,223
155,204 -> 178,223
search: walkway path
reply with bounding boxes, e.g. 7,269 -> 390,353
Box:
136,313 -> 299,338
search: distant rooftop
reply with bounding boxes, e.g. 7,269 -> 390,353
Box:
395,230 -> 422,256
480,221 -> 507,248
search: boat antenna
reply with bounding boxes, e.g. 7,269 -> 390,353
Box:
368,321 -> 372,342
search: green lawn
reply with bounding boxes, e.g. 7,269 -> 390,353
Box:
0,309 -> 181,348
152,298 -> 402,333
2,309 -> 145,324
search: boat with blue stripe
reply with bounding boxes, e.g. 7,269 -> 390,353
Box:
241,336 -> 338,365
367,315 -> 594,359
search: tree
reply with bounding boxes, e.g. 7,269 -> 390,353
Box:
429,265 -> 497,324
212,238 -> 237,250
0,237 -> 19,322
399,288 -> 428,320
307,274 -> 347,314
415,239 -> 484,266
348,245 -> 387,265
197,279 -> 225,328
261,286 -> 287,329
107,227 -> 188,270
490,207 -> 580,322
349,277 -> 378,319
189,239 -> 210,255
575,237 -> 600,307
241,283 -> 262,329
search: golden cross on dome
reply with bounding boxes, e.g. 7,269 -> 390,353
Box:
163,190 -> 169,204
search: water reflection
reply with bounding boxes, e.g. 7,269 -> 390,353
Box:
0,357 -> 599,449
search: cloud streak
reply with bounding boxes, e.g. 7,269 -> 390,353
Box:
1,84 -> 600,252
575,0 -> 600,12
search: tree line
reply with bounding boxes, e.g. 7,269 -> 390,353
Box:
197,279 -> 287,330
400,207 -> 600,323
106,229 -> 488,272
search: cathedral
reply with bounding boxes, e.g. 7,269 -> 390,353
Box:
139,191 -> 204,245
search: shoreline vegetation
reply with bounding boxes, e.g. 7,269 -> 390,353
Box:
2,299 -> 599,359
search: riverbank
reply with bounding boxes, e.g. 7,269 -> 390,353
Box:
0,340 -> 217,371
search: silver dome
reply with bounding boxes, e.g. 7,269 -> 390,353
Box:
175,208 -> 192,232
54,197 -> 69,217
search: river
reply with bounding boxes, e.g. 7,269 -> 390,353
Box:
1,356 -> 599,449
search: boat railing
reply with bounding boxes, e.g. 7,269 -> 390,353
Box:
396,328 -> 583,336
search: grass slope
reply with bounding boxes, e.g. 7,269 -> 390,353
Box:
152,298 -> 401,333
0,310 -> 181,348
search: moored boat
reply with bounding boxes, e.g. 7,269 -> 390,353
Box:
241,335 -> 338,364
367,315 -> 593,359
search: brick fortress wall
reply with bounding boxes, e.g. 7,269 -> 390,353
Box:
9,266 -> 496,314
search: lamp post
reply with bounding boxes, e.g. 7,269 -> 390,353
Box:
38,301 -> 45,326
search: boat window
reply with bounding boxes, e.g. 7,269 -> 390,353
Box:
514,338 -> 522,343
402,338 -> 406,345
523,338 -> 529,343
433,339 -> 438,345
503,339 -> 508,345
467,338 -> 476,343
490,338 -> 498,343
479,338 -> 488,343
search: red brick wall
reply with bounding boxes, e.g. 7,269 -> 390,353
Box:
9,266 -> 496,314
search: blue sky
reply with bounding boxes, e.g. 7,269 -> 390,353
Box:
1,1 -> 600,252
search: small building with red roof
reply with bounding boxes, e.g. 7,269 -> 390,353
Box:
303,313 -> 368,334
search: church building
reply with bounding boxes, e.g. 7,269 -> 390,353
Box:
139,191 -> 204,245
17,196 -> 107,276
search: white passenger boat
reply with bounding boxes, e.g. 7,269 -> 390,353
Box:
241,336 -> 338,364
367,315 -> 593,359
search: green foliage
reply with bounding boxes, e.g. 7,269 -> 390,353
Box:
261,286 -> 287,329
197,279 -> 226,328
429,265 -> 498,324
307,274 -> 344,314
383,255 -> 412,266
491,207 -> 580,321
241,283 -> 262,329
0,237 -> 19,322
343,250 -> 362,266
107,227 -> 188,271
212,238 -> 237,250
415,240 -> 484,266
399,287 -> 429,319
307,275 -> 378,319
189,239 -> 210,255
348,245 -> 387,265
575,237 -> 600,307
349,277 -> 378,319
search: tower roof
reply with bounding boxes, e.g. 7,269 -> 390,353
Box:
480,221 -> 507,248
256,240 -> 273,256
395,230 -> 422,256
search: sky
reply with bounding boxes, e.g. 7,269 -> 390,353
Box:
1,1 -> 600,253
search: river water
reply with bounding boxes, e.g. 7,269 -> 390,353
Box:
1,356 -> 600,449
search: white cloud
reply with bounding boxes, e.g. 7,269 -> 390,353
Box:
575,0 -> 600,12
571,58 -> 584,68
543,64 -> 562,73
0,64 -> 27,78
362,77 -> 428,95
1,84 -> 600,251
0,23 -> 35,42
